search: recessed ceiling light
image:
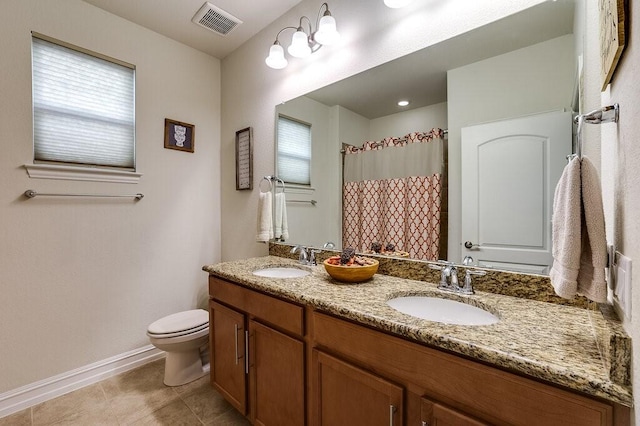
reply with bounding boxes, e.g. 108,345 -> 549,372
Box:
397,100 -> 410,107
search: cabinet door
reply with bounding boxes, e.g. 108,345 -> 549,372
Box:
314,350 -> 403,426
421,397 -> 489,426
210,301 -> 247,415
249,320 -> 305,426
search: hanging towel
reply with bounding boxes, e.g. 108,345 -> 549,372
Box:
274,192 -> 289,240
577,157 -> 608,303
256,192 -> 273,243
549,157 -> 582,299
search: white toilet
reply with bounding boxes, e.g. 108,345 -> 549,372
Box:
147,309 -> 209,386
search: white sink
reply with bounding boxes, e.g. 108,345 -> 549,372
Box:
387,296 -> 499,326
252,267 -> 310,279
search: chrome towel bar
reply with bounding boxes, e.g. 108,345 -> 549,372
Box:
24,190 -> 144,200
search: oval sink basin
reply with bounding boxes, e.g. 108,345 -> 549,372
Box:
252,267 -> 310,279
387,296 -> 499,326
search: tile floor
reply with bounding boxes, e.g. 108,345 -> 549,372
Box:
0,359 -> 251,426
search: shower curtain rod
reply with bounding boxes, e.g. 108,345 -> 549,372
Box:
340,129 -> 448,154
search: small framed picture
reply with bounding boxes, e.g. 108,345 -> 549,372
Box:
164,118 -> 195,153
236,127 -> 253,190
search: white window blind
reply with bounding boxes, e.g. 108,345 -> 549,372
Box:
32,35 -> 135,170
277,116 -> 311,185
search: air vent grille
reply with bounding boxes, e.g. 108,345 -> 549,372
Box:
191,2 -> 243,36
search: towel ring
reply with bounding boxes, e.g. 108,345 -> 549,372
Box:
275,177 -> 286,193
259,176 -> 273,193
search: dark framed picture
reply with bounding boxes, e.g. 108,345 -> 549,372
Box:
235,127 -> 253,190
164,118 -> 195,153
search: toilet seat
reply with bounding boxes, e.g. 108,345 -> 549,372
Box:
147,309 -> 208,338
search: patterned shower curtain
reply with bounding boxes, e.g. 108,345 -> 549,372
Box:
342,129 -> 444,260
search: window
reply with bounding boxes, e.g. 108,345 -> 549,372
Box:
31,34 -> 135,172
277,115 -> 311,185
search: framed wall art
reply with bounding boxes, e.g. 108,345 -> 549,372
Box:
236,127 -> 253,190
599,0 -> 626,90
164,118 -> 195,153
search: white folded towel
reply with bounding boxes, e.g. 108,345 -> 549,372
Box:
577,157 -> 608,303
550,156 -> 582,299
550,156 -> 608,303
256,192 -> 273,243
274,192 -> 289,240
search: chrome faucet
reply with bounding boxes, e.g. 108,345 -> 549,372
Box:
290,245 -> 309,264
429,261 -> 459,291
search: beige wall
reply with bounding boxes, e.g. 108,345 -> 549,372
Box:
600,0 -> 640,420
0,0 -> 221,392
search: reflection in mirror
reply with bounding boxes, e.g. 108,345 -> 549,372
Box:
274,0 -> 583,275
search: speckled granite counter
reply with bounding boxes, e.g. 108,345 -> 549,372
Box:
203,256 -> 633,407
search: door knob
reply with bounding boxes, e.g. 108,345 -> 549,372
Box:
464,241 -> 480,249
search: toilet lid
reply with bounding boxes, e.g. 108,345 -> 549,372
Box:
147,309 -> 209,335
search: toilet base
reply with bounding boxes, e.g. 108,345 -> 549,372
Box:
163,349 -> 206,386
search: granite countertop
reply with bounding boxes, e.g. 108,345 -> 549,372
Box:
203,256 -> 632,406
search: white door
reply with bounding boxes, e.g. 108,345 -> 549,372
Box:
461,111 -> 572,274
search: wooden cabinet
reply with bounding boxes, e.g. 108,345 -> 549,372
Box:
209,275 -> 628,426
250,320 -> 305,425
210,301 -> 247,414
421,397 -> 489,426
312,311 -> 620,426
209,277 -> 305,426
313,350 -> 403,426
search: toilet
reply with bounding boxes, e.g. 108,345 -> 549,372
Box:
147,309 -> 209,386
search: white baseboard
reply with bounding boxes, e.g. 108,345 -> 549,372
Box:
0,345 -> 164,419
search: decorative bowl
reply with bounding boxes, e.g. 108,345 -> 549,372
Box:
323,258 -> 379,283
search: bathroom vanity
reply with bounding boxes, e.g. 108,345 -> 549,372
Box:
204,256 -> 632,426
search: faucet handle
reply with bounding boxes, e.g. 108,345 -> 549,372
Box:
309,249 -> 321,265
461,268 -> 486,294
428,260 -> 453,270
466,268 -> 486,277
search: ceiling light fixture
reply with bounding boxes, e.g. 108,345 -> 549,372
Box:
397,100 -> 410,107
265,2 -> 340,69
384,0 -> 413,8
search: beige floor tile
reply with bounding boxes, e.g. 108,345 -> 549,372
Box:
128,399 -> 202,426
48,404 -> 118,426
101,359 -> 166,398
205,408 -> 250,426
32,383 -> 108,426
107,387 -> 179,425
171,375 -> 210,396
0,409 -> 31,426
177,378 -> 234,424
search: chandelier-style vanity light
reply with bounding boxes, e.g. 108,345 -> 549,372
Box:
265,2 -> 340,69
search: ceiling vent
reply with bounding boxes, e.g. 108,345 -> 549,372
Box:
191,2 -> 243,36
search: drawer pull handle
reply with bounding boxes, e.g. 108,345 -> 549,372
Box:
234,324 -> 239,365
389,405 -> 396,426
245,330 -> 250,375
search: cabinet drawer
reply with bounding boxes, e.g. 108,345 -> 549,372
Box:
210,276 -> 303,336
312,312 -> 613,426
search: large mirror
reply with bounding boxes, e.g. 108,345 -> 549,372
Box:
274,0 -> 583,275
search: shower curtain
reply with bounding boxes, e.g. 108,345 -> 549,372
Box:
342,129 -> 444,260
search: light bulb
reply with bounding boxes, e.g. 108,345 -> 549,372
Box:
314,14 -> 340,46
265,43 -> 288,69
288,29 -> 311,58
384,0 -> 413,8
